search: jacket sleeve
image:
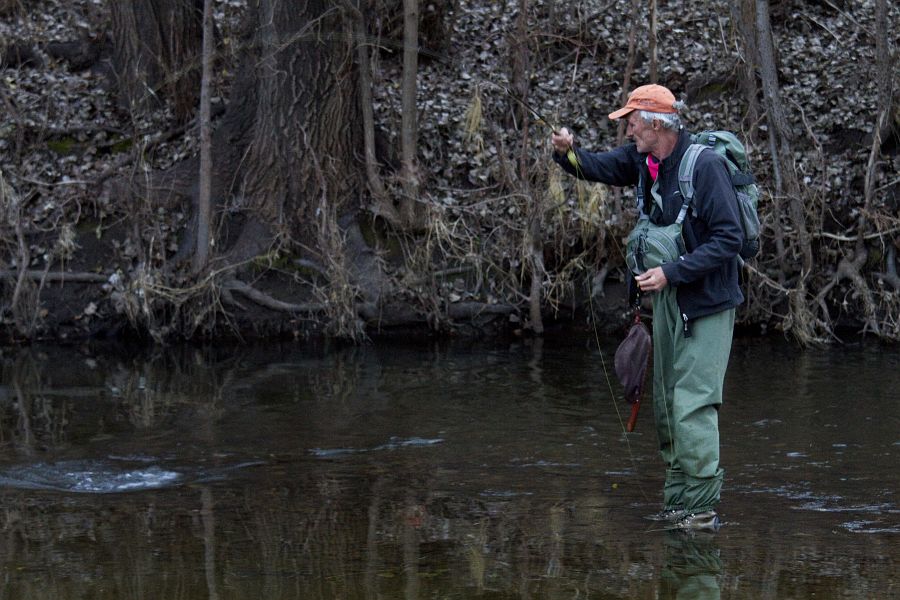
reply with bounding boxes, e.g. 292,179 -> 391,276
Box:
661,152 -> 743,286
551,144 -> 640,187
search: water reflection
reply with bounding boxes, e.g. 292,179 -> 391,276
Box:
0,338 -> 896,599
661,532 -> 722,600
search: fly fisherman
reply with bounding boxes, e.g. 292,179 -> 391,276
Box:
550,84 -> 744,531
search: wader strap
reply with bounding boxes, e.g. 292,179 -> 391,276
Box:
636,171 -> 645,214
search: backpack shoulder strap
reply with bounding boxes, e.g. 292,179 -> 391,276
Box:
676,143 -> 706,224
678,143 -> 706,201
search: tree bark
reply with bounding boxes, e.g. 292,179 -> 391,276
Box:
730,0 -> 761,137
648,0 -> 658,83
510,0 -> 543,335
400,0 -> 420,228
755,0 -> 812,274
105,0 -> 374,317
230,0 -> 364,256
109,0 -> 202,122
733,0 -> 784,268
351,3 -> 393,221
844,0 -> 894,335
754,0 -> 817,343
616,0 -> 641,146
0,0 -> 22,17
192,0 -> 214,274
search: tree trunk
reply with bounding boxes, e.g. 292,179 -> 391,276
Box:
350,2 -> 393,222
847,0 -> 894,334
400,0 -> 421,228
733,0 -> 783,267
648,0 -> 658,83
872,0 -> 895,152
755,0 -> 812,274
510,0 -> 531,181
754,0 -> 818,343
0,0 -> 22,17
109,0 -> 202,122
616,0 -> 641,146
233,0 -> 364,256
103,0 -> 391,337
730,0 -> 761,136
509,0 -> 543,335
192,0 -> 214,274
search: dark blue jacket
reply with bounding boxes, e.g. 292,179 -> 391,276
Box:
553,129 -> 744,325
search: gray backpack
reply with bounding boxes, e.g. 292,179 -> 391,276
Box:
681,131 -> 761,260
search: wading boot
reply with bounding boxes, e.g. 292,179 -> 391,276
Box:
643,508 -> 686,522
667,510 -> 721,532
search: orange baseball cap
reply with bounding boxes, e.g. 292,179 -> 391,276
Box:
608,84 -> 678,120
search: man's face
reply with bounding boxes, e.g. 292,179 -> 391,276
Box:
624,112 -> 659,155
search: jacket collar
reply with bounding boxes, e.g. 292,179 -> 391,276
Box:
657,129 -> 692,173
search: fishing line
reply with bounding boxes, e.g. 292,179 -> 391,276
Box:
588,291 -> 651,504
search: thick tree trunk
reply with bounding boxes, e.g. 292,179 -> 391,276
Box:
237,0 -> 363,241
102,0 -> 389,339
109,0 -> 202,122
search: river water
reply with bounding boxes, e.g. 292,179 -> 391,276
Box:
0,336 -> 896,599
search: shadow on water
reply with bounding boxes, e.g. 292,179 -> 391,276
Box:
0,337 -> 896,599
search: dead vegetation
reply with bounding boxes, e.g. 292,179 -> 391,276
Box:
0,0 -> 898,344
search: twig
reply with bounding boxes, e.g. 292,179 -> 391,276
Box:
0,269 -> 109,283
800,14 -> 841,45
19,176 -> 93,187
874,176 -> 900,193
821,0 -> 875,38
814,226 -> 900,242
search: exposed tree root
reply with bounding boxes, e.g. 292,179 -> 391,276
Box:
221,278 -> 324,314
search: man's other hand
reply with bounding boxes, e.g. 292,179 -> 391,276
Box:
635,267 -> 669,293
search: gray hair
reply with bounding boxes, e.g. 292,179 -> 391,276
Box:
638,100 -> 687,130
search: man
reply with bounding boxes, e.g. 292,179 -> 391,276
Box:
551,84 -> 744,531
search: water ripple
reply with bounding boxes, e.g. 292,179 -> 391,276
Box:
841,520 -> 900,534
0,460 -> 181,493
310,436 -> 444,457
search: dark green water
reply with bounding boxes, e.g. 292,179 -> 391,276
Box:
0,336 -> 896,599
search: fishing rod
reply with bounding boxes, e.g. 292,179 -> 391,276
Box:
480,81 -> 581,170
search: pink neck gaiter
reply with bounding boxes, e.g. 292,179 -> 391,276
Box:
647,154 -> 660,181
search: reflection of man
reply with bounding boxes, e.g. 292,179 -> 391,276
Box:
661,531 -> 722,600
551,85 -> 743,530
